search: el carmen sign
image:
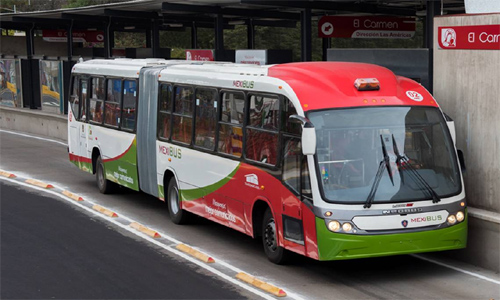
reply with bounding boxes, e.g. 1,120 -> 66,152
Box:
318,16 -> 416,39
438,25 -> 500,50
42,29 -> 104,43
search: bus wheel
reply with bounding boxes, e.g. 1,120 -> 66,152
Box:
96,155 -> 115,194
167,178 -> 189,224
262,208 -> 289,264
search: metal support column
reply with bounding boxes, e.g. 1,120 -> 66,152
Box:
25,23 -> 37,109
151,19 -> 160,57
146,28 -> 152,48
301,8 -> 312,62
247,18 -> 255,49
322,37 -> 331,61
425,0 -> 440,94
214,13 -> 224,60
104,17 -> 111,58
191,21 -> 198,49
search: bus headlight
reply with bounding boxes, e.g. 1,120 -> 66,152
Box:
327,220 -> 341,232
342,222 -> 353,232
456,211 -> 465,222
447,214 -> 457,225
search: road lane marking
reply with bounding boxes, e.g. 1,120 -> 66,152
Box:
130,222 -> 161,238
412,254 -> 500,285
236,272 -> 287,297
0,129 -> 67,146
176,244 -> 215,263
0,176 -> 285,300
92,204 -> 118,218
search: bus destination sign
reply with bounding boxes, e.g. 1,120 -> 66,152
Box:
318,16 -> 416,39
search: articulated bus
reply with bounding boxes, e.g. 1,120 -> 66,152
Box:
68,59 -> 467,263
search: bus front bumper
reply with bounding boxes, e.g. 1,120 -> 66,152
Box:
316,217 -> 467,261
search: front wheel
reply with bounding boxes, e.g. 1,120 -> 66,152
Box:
167,178 -> 190,224
262,208 -> 289,264
96,155 -> 116,194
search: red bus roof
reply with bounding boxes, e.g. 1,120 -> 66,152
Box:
268,62 -> 438,112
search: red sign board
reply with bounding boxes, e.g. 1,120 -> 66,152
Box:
186,49 -> 214,61
438,25 -> 500,50
42,29 -> 104,43
318,16 -> 416,39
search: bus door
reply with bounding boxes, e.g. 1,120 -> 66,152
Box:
281,137 -> 306,250
78,79 -> 90,171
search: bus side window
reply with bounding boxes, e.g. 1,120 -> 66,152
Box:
172,85 -> 194,144
158,83 -> 172,140
218,91 -> 244,157
194,87 -> 217,150
105,78 -> 121,127
122,80 -> 137,131
245,94 -> 279,165
69,76 -> 80,119
282,97 -> 301,135
283,137 -> 302,194
89,77 -> 104,124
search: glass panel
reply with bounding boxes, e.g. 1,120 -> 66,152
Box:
104,102 -> 120,127
195,88 -> 217,150
158,112 -> 171,140
282,97 -> 301,135
39,60 -> 63,113
309,106 -> 461,204
159,84 -> 172,112
245,128 -> 278,165
218,124 -> 242,157
89,99 -> 103,123
106,79 -> 121,103
80,80 -> 88,121
172,115 -> 192,144
283,137 -> 302,193
221,92 -> 244,124
122,80 -> 137,131
91,77 -> 105,100
174,86 -> 194,116
249,94 -> 279,131
0,59 -> 23,108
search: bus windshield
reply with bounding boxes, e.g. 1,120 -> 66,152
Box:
308,106 -> 461,204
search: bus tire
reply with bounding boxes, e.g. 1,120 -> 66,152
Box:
262,208 -> 289,264
96,155 -> 116,194
167,177 -> 189,224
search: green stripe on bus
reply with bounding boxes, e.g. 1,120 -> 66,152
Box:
180,164 -> 240,201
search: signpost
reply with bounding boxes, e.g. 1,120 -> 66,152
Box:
318,16 -> 416,39
438,25 -> 500,50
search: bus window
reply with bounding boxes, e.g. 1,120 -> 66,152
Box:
194,87 -> 217,150
283,137 -> 302,194
245,94 -> 279,165
122,80 -> 137,131
69,76 -> 80,119
282,97 -> 301,135
218,91 -> 244,157
80,79 -> 88,122
172,86 -> 194,144
158,83 -> 172,140
89,77 -> 104,124
105,78 -> 121,127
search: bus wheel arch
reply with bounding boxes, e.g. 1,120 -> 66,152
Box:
91,147 -> 101,174
164,171 -> 190,224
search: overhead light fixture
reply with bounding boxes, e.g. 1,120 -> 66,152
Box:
87,28 -> 97,31
168,23 -> 183,28
124,26 -> 135,30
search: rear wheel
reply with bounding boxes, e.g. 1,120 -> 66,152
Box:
96,155 -> 116,194
167,178 -> 190,224
262,208 -> 289,264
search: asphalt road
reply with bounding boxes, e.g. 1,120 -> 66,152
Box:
1,129 -> 499,300
0,181 -> 250,299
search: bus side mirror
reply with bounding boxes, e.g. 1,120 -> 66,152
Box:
289,115 -> 316,156
457,149 -> 466,173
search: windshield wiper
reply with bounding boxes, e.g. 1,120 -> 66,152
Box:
391,135 -> 441,204
364,135 -> 394,209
